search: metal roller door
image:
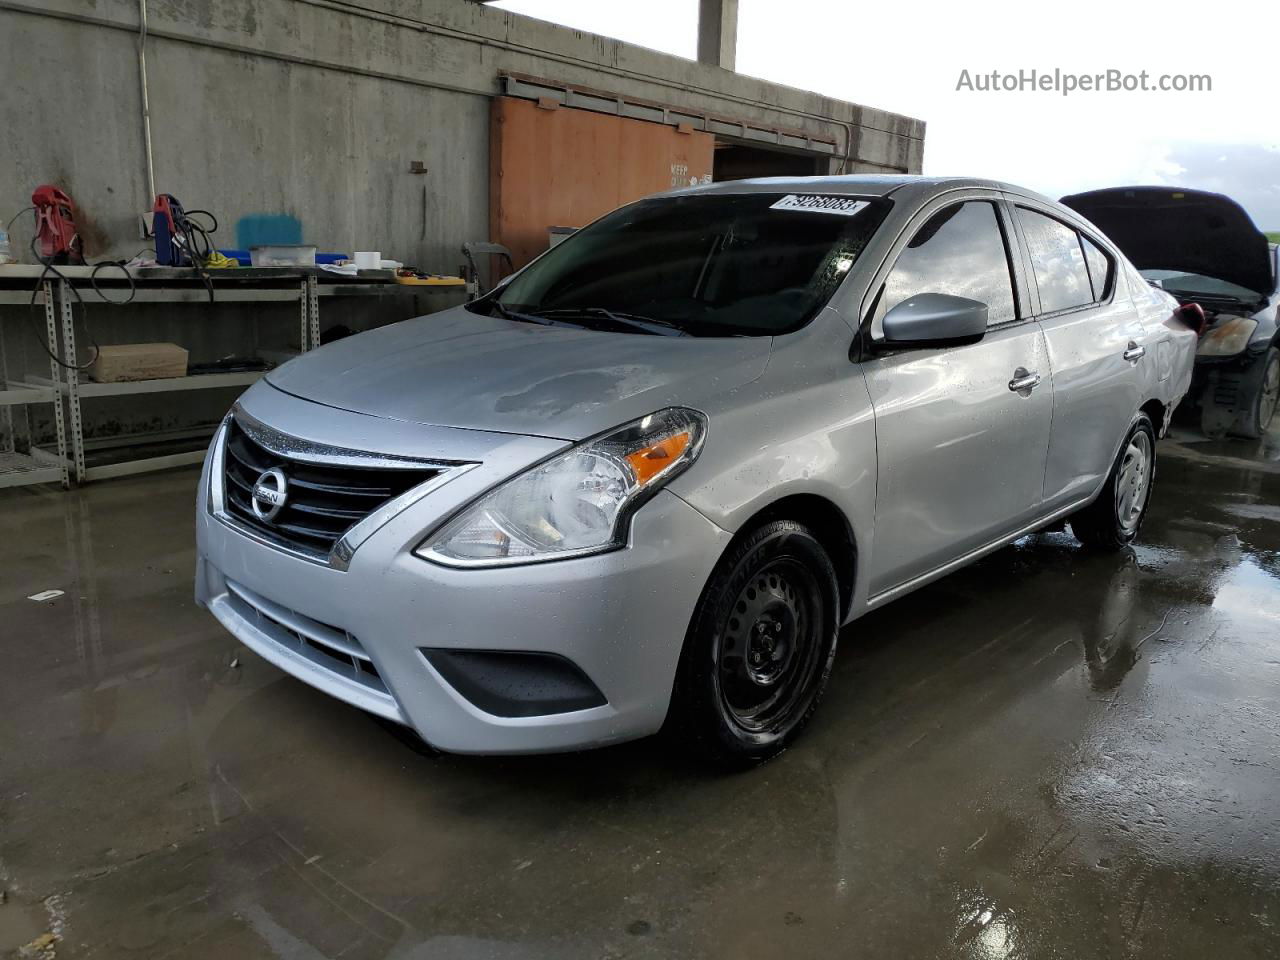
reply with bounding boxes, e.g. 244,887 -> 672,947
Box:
489,95 -> 715,268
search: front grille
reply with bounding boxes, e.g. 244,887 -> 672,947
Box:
222,418 -> 440,558
225,579 -> 387,693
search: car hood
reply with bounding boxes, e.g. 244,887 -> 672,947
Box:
266,307 -> 773,441
1060,187 -> 1273,296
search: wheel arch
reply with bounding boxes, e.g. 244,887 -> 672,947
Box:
728,494 -> 857,621
1084,404 -> 1162,510
1140,397 -> 1168,438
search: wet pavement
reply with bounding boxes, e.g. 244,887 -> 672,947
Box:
2,427 -> 1279,959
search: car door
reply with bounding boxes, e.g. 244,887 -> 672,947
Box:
860,196 -> 1053,598
1008,202 -> 1147,509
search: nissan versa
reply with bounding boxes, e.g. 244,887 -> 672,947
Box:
196,176 -> 1198,763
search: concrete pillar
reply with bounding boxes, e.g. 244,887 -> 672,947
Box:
697,0 -> 738,71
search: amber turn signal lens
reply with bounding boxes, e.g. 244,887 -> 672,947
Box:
625,431 -> 692,486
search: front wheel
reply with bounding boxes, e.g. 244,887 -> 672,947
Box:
667,520 -> 840,767
1232,346 -> 1279,439
1070,413 -> 1156,551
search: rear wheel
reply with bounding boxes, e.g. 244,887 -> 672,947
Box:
1070,414 -> 1156,551
1232,347 -> 1280,439
667,520 -> 839,767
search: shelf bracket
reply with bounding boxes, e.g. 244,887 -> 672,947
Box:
44,280 -> 71,488
57,280 -> 86,484
307,276 -> 320,352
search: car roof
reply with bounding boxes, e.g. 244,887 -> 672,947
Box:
662,174 -> 1053,205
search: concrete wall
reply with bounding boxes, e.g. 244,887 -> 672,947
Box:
0,0 -> 925,270
0,0 -> 924,452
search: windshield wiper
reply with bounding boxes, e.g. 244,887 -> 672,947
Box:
534,307 -> 689,337
489,300 -> 587,329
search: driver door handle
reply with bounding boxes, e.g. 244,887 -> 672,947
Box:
1124,342 -> 1146,363
1008,368 -> 1042,393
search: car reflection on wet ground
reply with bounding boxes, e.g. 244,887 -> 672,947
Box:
2,425 -> 1278,959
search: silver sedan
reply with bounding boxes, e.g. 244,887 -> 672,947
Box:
195,176 -> 1198,763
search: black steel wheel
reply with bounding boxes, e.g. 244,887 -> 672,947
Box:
667,520 -> 840,766
715,556 -> 825,732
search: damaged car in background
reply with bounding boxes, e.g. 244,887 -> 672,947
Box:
1062,187 -> 1279,438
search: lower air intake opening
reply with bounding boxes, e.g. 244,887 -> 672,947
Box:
420,649 -> 607,718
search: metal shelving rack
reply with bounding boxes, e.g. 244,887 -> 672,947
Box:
0,280 -> 71,489
3,269 -> 466,485
48,277 -> 296,482
46,273 -> 314,483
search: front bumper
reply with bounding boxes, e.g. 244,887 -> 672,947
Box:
195,398 -> 731,754
1187,348 -> 1266,413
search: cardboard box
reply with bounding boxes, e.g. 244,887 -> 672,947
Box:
88,343 -> 188,382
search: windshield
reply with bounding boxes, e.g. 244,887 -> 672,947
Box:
1141,269 -> 1262,302
472,193 -> 889,337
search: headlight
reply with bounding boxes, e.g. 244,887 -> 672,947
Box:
417,407 -> 707,567
1197,316 -> 1257,357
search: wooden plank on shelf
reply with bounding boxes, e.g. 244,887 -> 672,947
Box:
75,370 -> 263,398
0,383 -> 56,405
83,449 -> 206,481
75,287 -> 302,304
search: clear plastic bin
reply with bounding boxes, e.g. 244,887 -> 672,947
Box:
249,245 -> 317,267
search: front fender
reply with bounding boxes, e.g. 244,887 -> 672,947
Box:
668,311 -> 878,617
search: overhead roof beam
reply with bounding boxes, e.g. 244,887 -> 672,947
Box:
697,0 -> 738,71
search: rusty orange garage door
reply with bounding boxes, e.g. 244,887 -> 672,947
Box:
490,96 -> 715,268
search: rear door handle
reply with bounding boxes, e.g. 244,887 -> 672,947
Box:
1008,368 -> 1041,393
1124,342 -> 1146,362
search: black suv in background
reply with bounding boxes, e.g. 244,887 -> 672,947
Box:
1062,187 -> 1279,438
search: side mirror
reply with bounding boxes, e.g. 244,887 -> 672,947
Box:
881,293 -> 988,347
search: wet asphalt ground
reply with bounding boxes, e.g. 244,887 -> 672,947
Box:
2,426 -> 1278,959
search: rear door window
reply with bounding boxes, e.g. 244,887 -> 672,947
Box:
1017,207 -> 1095,314
881,201 -> 1017,327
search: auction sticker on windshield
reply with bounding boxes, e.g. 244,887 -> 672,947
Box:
769,195 -> 870,216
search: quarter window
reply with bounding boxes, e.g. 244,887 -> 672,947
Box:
1017,207 -> 1096,314
881,201 -> 1018,328
1080,234 -> 1113,301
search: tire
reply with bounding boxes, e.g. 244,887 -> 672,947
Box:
1070,413 -> 1157,551
1231,346 -> 1280,439
1199,396 -> 1233,439
666,520 -> 840,767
